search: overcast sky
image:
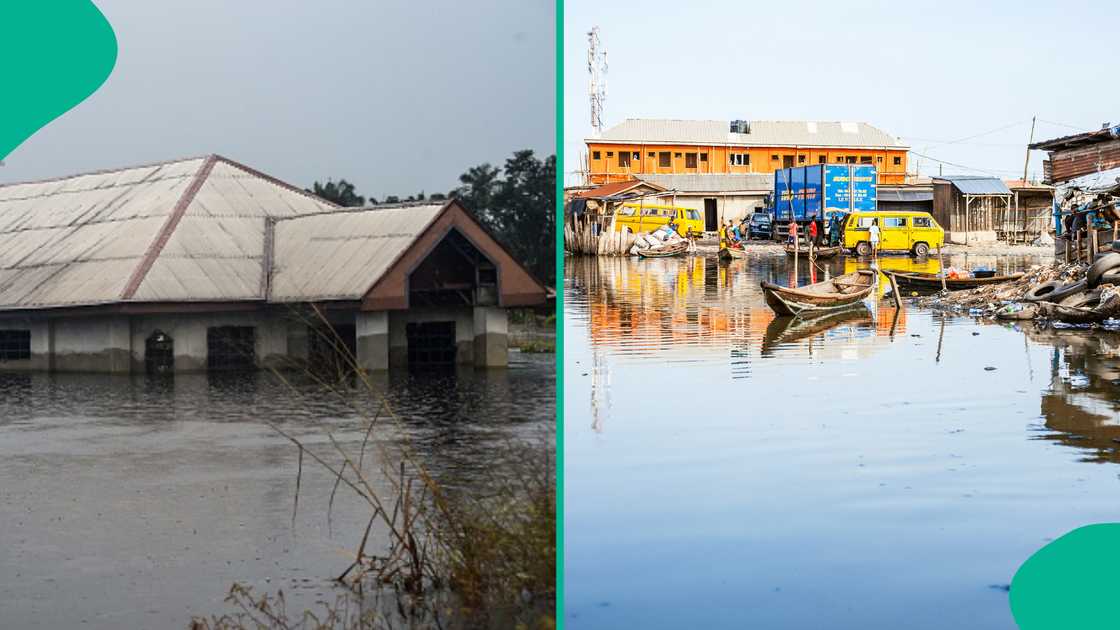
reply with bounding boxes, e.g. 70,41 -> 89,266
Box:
2,0 -> 555,200
564,0 -> 1116,185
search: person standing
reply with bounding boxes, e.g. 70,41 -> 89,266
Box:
869,218 -> 881,257
787,217 -> 797,245
807,215 -> 819,245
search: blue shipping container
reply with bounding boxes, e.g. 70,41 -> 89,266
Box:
774,165 -> 877,222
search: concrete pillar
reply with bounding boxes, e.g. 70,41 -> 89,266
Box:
473,307 -> 508,368
356,311 -> 389,372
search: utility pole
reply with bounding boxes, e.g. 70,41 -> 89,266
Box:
1022,115 -> 1036,183
587,27 -> 608,136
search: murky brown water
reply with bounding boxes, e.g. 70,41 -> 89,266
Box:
0,356 -> 553,629
563,251 -> 1120,629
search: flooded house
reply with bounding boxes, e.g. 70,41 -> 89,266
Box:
0,155 -> 546,374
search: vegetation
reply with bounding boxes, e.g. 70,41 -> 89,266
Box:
307,179 -> 365,207
191,310 -> 556,629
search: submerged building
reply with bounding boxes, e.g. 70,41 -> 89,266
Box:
0,155 -> 546,374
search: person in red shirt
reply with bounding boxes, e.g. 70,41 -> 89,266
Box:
807,216 -> 818,244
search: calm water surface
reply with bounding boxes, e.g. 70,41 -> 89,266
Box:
564,251 -> 1120,629
0,354 -> 553,629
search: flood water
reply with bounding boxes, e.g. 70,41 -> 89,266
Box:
563,250 -> 1120,629
0,354 -> 554,629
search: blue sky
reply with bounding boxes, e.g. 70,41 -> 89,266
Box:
564,0 -> 1116,185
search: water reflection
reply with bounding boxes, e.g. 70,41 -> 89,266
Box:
1021,327 -> 1120,462
563,250 -> 1120,630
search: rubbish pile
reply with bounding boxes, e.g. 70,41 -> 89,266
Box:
918,253 -> 1120,325
629,225 -> 687,256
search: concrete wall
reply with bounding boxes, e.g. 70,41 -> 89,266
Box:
0,318 -> 50,372
127,312 -> 293,373
53,317 -> 132,373
0,305 -> 513,374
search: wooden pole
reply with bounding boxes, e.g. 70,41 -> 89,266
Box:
1022,115 -> 1036,184
888,269 -> 902,308
793,229 -> 799,287
937,245 -> 948,293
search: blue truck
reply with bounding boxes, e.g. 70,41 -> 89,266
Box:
772,164 -> 877,226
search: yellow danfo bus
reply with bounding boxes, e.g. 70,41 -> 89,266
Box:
842,211 -> 945,257
613,203 -> 705,237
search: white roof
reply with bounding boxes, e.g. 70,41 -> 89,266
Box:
592,119 -> 906,149
270,204 -> 445,302
0,155 -> 338,310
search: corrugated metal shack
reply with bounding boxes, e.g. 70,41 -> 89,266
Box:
0,155 -> 546,373
564,179 -> 670,255
1031,124 -> 1120,261
932,176 -> 1012,244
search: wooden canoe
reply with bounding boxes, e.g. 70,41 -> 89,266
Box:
883,269 -> 1024,293
636,240 -> 689,258
760,270 -> 877,316
784,243 -> 843,259
719,245 -> 747,260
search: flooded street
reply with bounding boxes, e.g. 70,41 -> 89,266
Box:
0,355 -> 554,629
563,252 -> 1120,629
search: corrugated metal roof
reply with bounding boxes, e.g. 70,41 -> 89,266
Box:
639,173 -> 773,193
593,119 -> 906,149
878,188 -> 933,203
935,175 -> 1012,195
270,204 -> 445,302
0,155 -> 338,310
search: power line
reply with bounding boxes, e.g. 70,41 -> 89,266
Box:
1036,118 -> 1092,133
908,149 -> 1023,177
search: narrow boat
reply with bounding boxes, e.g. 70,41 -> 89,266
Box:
883,269 -> 1024,293
784,243 -> 843,259
636,240 -> 689,258
760,270 -> 876,316
718,245 -> 746,260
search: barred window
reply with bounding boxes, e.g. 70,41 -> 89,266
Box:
0,330 -> 31,361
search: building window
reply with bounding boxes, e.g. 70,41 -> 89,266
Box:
658,151 -> 671,167
893,156 -> 902,166
818,156 -> 827,164
619,152 -> 631,167
592,151 -> 600,160
685,152 -> 698,168
0,330 -> 30,361
648,152 -> 655,158
876,156 -> 883,163
860,156 -> 872,164
674,152 -> 682,158
145,330 -> 174,374
207,326 -> 256,371
699,153 -> 708,162
836,156 -> 844,163
730,153 -> 749,166
798,154 -> 806,164
846,156 -> 857,164
633,152 -> 640,160
771,154 -> 779,161
606,151 -> 614,157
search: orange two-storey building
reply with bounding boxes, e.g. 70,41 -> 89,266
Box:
586,119 -> 910,186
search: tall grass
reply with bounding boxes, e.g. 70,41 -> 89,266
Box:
191,305 -> 556,629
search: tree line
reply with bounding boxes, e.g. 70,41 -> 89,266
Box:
306,149 -> 555,286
